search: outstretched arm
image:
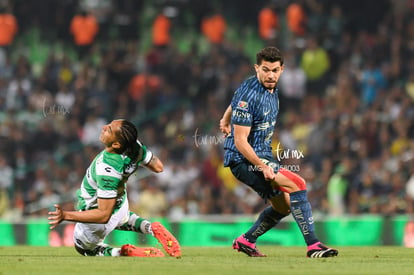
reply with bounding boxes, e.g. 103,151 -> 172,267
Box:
144,155 -> 164,173
48,198 -> 116,229
137,140 -> 164,173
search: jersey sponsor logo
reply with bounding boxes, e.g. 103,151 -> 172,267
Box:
237,101 -> 248,110
256,122 -> 270,130
232,109 -> 251,119
101,177 -> 115,188
105,167 -> 111,173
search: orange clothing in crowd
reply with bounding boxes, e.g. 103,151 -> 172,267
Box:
286,3 -> 307,36
258,7 -> 278,40
201,14 -> 226,44
152,14 -> 171,47
70,13 -> 99,46
0,13 -> 18,46
128,74 -> 160,101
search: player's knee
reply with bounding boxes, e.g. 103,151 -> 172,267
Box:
74,241 -> 100,256
74,244 -> 87,256
272,205 -> 290,216
270,193 -> 291,215
279,167 -> 306,191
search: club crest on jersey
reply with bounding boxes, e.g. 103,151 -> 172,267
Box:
237,101 -> 248,110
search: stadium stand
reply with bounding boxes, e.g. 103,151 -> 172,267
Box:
0,0 -> 413,224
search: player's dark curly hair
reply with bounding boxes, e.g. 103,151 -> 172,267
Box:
256,47 -> 284,66
114,119 -> 139,159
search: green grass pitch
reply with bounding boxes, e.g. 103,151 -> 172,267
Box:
1,246 -> 413,275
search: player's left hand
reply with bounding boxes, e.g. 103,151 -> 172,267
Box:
48,204 -> 64,229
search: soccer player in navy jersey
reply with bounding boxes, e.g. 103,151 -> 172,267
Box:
220,47 -> 338,258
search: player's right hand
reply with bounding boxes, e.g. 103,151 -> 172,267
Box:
219,118 -> 231,136
48,204 -> 64,229
262,165 -> 275,181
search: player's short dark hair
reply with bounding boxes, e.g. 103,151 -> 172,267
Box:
256,47 -> 284,66
115,119 -> 138,156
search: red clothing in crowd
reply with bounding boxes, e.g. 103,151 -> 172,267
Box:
70,13 -> 99,46
0,13 -> 18,46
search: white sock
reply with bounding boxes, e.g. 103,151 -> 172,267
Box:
111,248 -> 121,256
140,220 -> 153,235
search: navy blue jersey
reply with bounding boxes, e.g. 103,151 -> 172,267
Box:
224,76 -> 279,166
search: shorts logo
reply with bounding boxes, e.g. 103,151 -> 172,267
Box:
237,101 -> 248,110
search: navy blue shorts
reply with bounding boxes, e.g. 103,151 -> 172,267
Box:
230,161 -> 282,201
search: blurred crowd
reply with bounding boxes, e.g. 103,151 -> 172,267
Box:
0,0 -> 414,222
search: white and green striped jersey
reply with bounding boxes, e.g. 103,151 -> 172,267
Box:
76,140 -> 153,212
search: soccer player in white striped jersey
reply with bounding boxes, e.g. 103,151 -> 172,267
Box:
48,119 -> 180,257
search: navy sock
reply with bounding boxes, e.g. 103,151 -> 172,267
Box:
290,190 -> 319,245
244,206 -> 287,243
